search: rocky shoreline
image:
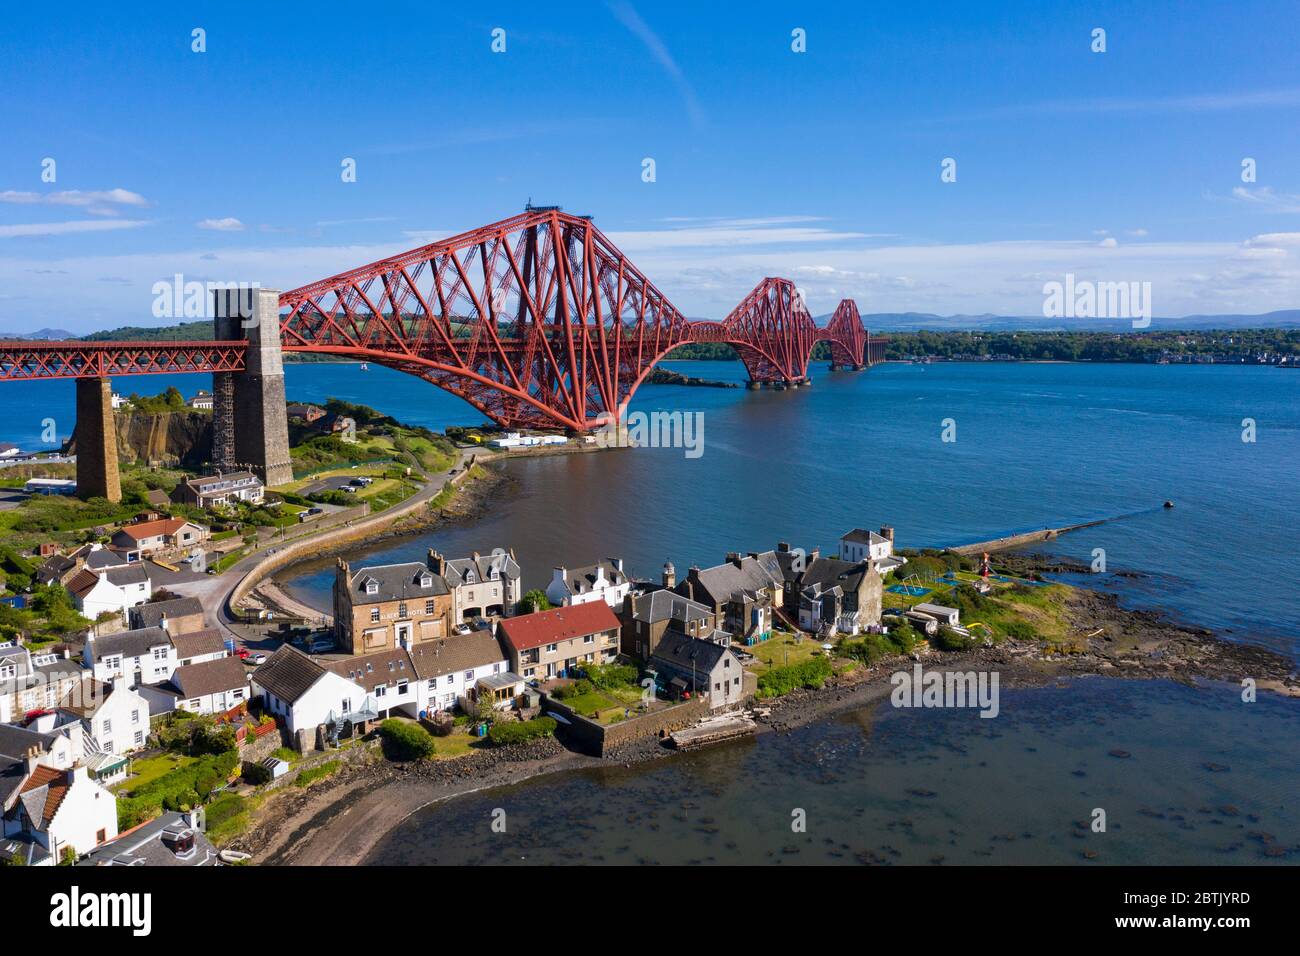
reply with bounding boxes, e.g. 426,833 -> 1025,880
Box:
242,552 -> 1296,866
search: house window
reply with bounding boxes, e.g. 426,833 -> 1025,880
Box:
398,603 -> 408,618
396,680 -> 408,694
375,685 -> 386,698
546,643 -> 557,653
103,718 -> 112,734
133,731 -> 144,746
584,635 -> 593,644
445,676 -> 455,686
464,670 -> 474,681
0,665 -> 13,679
131,709 -> 140,723
341,698 -> 351,713
96,828 -> 107,844
425,600 -> 435,615
153,647 -> 167,661
370,608 -> 380,623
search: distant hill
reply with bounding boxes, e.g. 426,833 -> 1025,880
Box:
0,327 -> 76,340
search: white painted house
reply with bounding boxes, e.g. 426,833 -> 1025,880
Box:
67,563 -> 152,620
250,645 -> 368,736
546,558 -> 632,610
83,627 -> 175,688
406,630 -> 516,713
55,678 -> 151,761
840,527 -> 895,565
0,763 -> 117,865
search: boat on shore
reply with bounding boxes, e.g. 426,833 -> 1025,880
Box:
669,714 -> 758,750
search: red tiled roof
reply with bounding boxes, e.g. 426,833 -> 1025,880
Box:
21,765 -> 70,824
497,601 -> 620,652
67,568 -> 101,599
117,518 -> 194,541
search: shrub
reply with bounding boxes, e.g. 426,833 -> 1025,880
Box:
757,656 -> 834,698
1001,620 -> 1036,641
204,793 -> 249,845
379,719 -> 435,761
517,589 -> 551,614
294,760 -> 341,787
581,663 -> 638,690
487,716 -> 557,747
241,761 -> 272,786
932,626 -> 975,652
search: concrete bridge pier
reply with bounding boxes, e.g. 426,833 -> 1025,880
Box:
73,376 -> 122,502
212,287 -> 293,487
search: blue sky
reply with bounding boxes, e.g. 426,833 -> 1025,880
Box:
2,0 -> 1299,330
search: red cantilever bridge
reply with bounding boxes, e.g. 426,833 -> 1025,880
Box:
0,208 -> 884,432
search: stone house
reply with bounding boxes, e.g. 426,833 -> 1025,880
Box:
620,589 -> 716,660
497,601 -> 621,681
333,556 -> 454,654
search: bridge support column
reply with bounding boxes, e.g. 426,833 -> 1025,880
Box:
212,288 -> 293,486
74,377 -> 121,502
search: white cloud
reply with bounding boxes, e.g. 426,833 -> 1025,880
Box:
0,219 -> 153,239
1231,186 -> 1300,213
1098,237 -> 1118,248
0,188 -> 151,217
606,0 -> 705,128
197,218 -> 245,232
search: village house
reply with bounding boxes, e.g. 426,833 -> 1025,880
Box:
429,548 -> 522,621
250,645 -> 372,745
34,542 -> 126,588
187,390 -> 214,410
316,413 -> 357,440
673,551 -> 785,644
139,656 -> 248,716
169,629 -> 228,666
286,402 -> 326,423
78,809 -> 218,867
0,644 -> 85,723
497,601 -> 621,681
51,678 -> 151,779
620,587 -> 716,660
0,762 -> 117,865
840,526 -> 904,575
67,562 -> 152,620
130,596 -> 207,636
0,722 -> 81,776
649,633 -> 751,710
407,630 -> 518,712
333,555 -> 454,653
175,470 -> 265,508
83,627 -> 175,688
110,517 -> 209,558
546,557 -> 632,610
773,542 -> 884,635
323,648 -> 421,721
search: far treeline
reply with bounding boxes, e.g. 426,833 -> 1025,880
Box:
667,328 -> 1300,363
81,320 -> 1299,364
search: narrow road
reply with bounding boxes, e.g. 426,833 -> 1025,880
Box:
168,447 -> 481,650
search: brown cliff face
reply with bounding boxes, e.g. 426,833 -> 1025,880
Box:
68,410 -> 213,468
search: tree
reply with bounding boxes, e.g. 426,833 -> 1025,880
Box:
518,589 -> 551,614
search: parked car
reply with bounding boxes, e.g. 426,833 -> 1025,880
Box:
250,653 -> 268,665
306,638 -> 336,654
235,647 -> 251,660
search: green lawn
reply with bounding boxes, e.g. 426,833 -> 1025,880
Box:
115,752 -> 197,794
432,731 -> 480,759
746,632 -> 828,675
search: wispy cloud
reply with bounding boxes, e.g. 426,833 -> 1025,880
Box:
197,217 -> 245,232
1230,186 -> 1300,213
0,219 -> 153,239
940,87 -> 1300,123
0,188 -> 150,218
606,0 -> 705,128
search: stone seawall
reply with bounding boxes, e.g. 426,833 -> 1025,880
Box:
949,519 -> 1105,556
542,693 -> 710,757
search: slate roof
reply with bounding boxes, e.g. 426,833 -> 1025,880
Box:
497,602 -> 620,653
407,630 -> 509,681
57,677 -> 111,718
442,551 -> 521,586
0,722 -> 59,761
349,561 -> 449,606
86,627 -> 172,664
842,528 -> 890,545
250,645 -> 326,704
78,811 -> 218,867
798,556 -> 872,593
132,597 -> 204,630
102,564 -> 150,587
629,589 -> 713,625
84,548 -> 129,571
554,559 -> 627,596
650,634 -> 734,675
171,656 -> 248,700
325,648 -> 416,693
171,628 -> 226,660
677,554 -> 782,607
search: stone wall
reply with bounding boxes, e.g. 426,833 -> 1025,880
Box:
542,693 -> 709,757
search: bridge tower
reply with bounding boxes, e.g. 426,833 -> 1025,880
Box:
212,288 -> 293,486
73,376 -> 121,502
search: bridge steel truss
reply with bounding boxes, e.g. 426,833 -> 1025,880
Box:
0,212 -> 889,431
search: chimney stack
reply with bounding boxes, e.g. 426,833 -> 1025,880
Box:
426,549 -> 444,575
879,526 -> 894,544
662,560 -> 676,589
726,552 -> 742,569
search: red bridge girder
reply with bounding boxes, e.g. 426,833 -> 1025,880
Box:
278,209 -> 694,431
0,341 -> 247,380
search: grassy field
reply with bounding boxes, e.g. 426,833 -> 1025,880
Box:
745,631 -> 828,675
432,731 -> 480,758
114,752 -> 197,794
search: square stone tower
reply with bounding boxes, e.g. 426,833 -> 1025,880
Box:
212,287 -> 293,487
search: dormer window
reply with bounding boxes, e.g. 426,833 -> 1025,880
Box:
419,573 -> 433,588
364,579 -> 379,595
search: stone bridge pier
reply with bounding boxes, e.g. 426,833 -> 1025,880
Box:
73,376 -> 121,502
212,287 -> 293,487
